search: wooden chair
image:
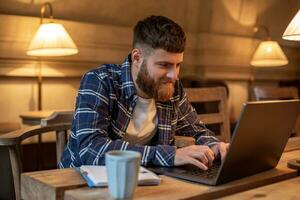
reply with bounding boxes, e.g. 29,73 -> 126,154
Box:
175,87 -> 231,147
252,86 -> 299,101
0,122 -> 21,200
252,86 -> 300,137
0,111 -> 73,200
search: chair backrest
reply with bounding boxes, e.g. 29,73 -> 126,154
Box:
252,86 -> 300,137
252,86 -> 299,101
0,111 -> 73,200
184,87 -> 231,142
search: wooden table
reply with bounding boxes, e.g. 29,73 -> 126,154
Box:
218,176 -> 300,199
19,110 -> 55,125
21,138 -> 300,200
19,110 -> 72,142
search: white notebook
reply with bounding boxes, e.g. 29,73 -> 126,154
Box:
78,165 -> 161,187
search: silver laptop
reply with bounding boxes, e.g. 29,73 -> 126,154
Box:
149,100 -> 300,185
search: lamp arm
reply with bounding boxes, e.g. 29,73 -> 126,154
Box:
254,25 -> 271,40
40,2 -> 54,24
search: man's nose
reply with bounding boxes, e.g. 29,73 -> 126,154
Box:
166,67 -> 178,81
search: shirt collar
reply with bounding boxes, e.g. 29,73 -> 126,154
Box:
121,54 -> 137,100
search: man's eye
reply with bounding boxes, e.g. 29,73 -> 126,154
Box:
159,64 -> 169,67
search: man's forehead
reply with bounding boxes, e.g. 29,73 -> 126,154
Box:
150,48 -> 184,63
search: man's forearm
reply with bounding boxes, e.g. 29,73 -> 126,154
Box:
78,136 -> 176,166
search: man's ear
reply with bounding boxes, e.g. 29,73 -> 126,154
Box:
131,49 -> 142,66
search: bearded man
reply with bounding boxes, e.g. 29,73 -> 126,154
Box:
60,15 -> 228,170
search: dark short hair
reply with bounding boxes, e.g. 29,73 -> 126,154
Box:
133,15 -> 186,53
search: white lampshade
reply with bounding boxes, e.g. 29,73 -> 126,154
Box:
27,22 -> 78,56
250,41 -> 288,67
282,9 -> 300,41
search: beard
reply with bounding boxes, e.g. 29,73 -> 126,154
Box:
136,60 -> 175,102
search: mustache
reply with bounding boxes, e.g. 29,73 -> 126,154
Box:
159,78 -> 176,84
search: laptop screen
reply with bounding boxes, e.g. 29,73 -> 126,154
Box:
217,100 -> 300,184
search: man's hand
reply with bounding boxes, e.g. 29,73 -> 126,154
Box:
174,142 -> 230,170
174,145 -> 215,170
210,142 -> 229,163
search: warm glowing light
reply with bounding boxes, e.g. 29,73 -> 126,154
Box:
27,23 -> 78,56
282,9 -> 300,41
250,41 -> 288,67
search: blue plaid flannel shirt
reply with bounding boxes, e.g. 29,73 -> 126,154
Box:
59,55 -> 220,168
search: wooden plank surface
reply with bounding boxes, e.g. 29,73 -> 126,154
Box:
20,149 -> 299,200
21,138 -> 300,200
218,176 -> 300,200
21,168 -> 86,200
284,137 -> 300,152
64,150 -> 300,200
20,111 -> 54,125
19,110 -> 71,125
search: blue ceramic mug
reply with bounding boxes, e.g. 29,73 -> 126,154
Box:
105,150 -> 141,199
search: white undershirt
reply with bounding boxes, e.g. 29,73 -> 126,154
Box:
124,96 -> 157,145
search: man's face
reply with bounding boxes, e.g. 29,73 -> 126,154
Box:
136,49 -> 183,102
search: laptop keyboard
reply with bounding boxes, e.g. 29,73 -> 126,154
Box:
183,161 -> 220,179
148,155 -> 222,183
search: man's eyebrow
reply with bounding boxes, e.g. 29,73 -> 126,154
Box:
155,61 -> 182,65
